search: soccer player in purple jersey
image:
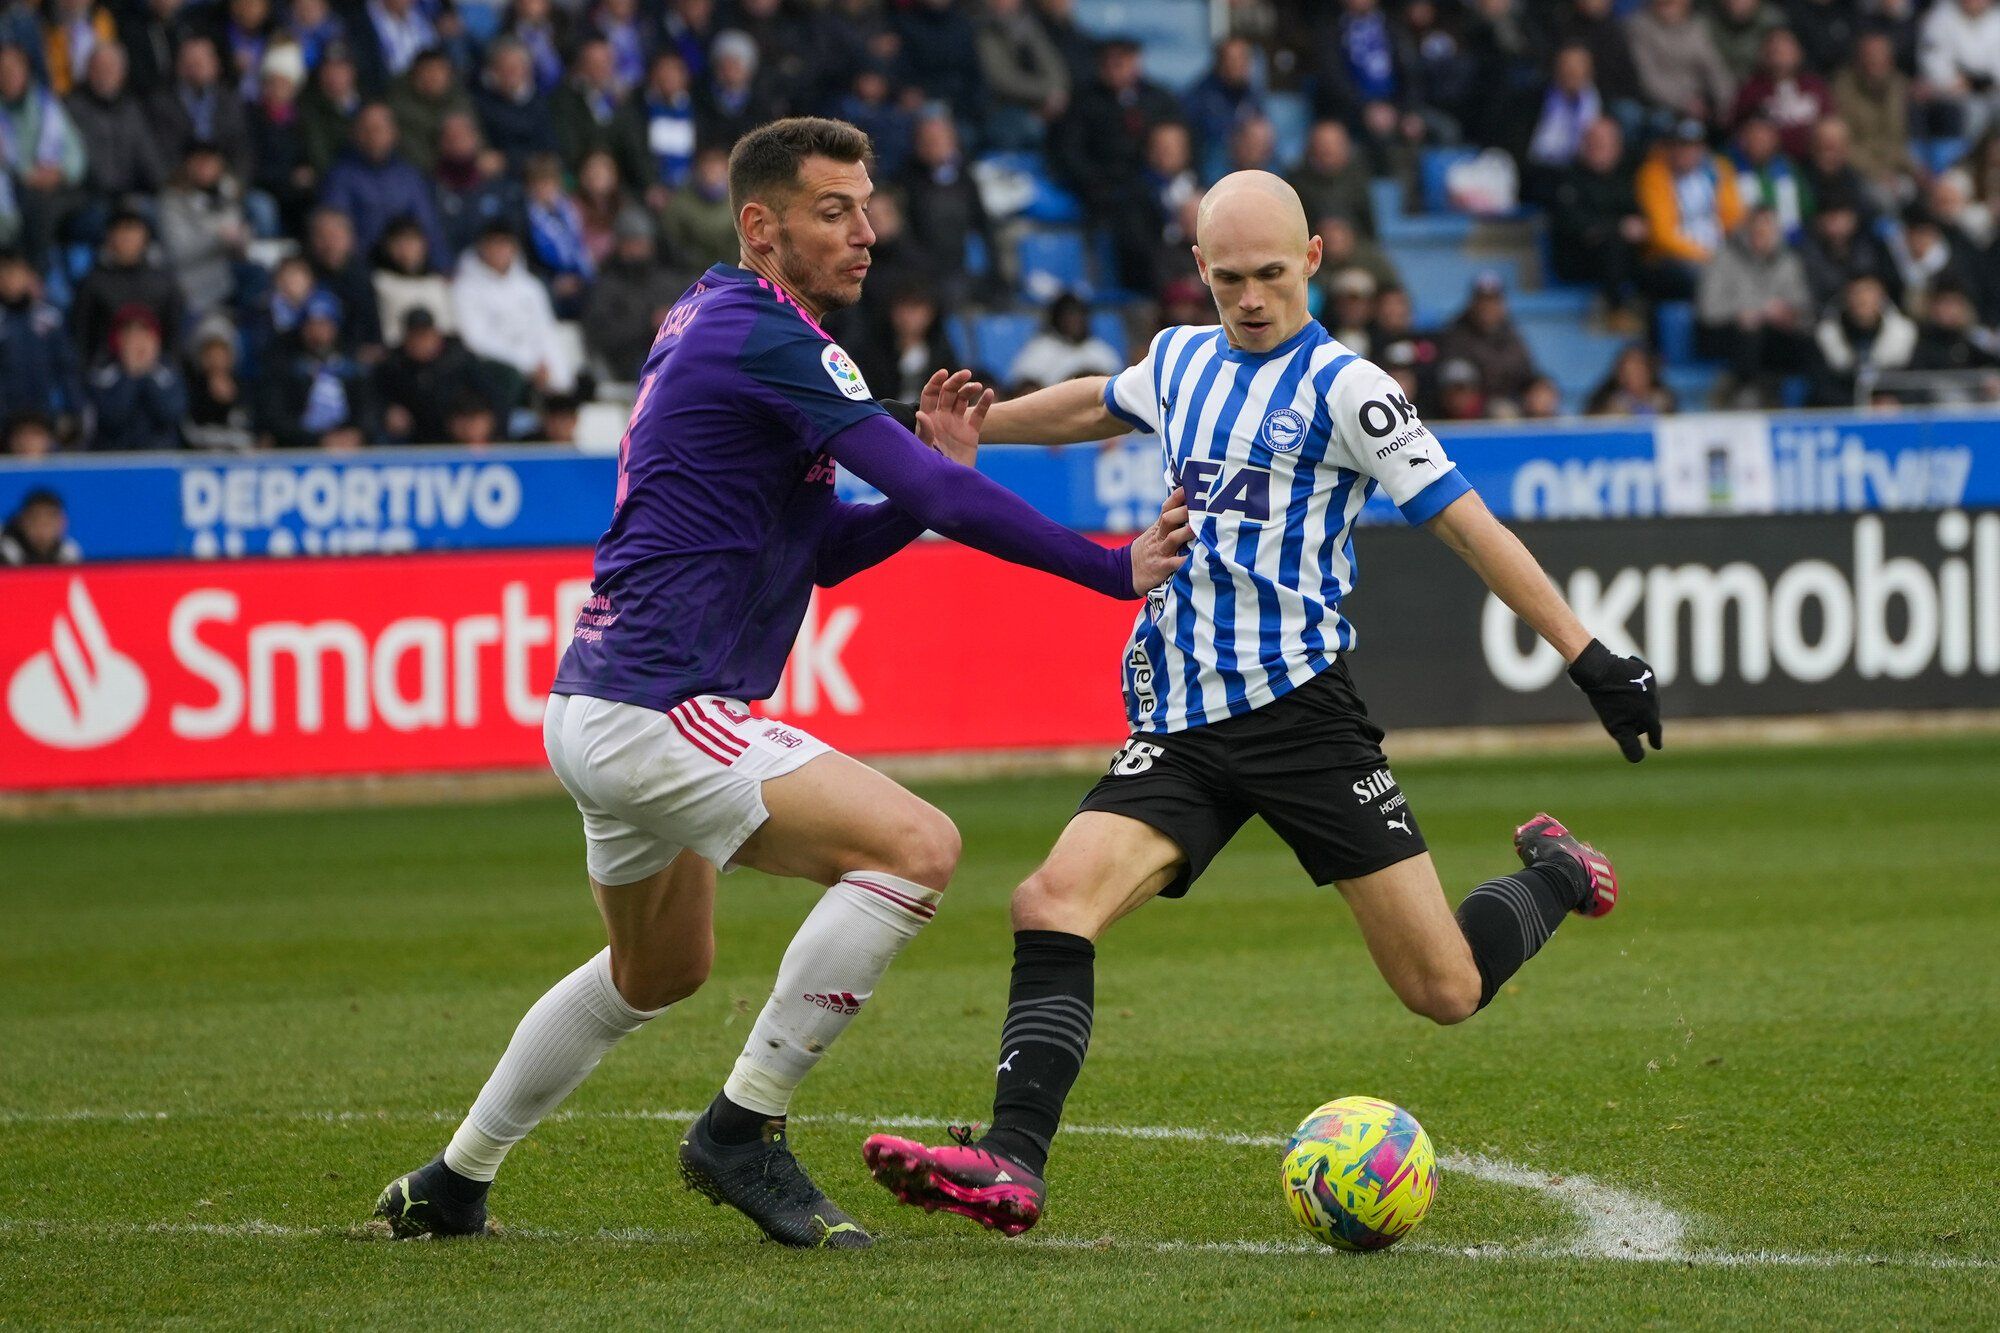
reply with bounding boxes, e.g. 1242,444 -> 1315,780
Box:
373,118 -> 1193,1249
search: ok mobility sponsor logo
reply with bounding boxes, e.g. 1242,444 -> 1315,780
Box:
1506,425 -> 1975,519
1482,512 -> 2000,691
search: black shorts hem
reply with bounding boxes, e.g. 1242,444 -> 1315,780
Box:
1073,787 -> 1209,899
1300,843 -> 1430,889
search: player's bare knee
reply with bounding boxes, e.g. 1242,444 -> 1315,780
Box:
886,807 -> 960,890
617,959 -> 708,1011
1010,865 -> 1091,933
1402,969 -> 1480,1026
610,939 -> 711,1011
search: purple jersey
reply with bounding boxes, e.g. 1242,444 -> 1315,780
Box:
556,264 -> 1139,716
553,264 -> 890,713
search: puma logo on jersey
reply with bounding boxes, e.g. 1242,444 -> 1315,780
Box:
1386,814 -> 1413,835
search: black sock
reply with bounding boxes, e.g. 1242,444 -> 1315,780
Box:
706,1090 -> 778,1147
978,929 -> 1094,1177
1454,863 -> 1582,1010
433,1159 -> 490,1202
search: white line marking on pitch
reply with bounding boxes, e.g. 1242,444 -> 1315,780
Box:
3,1106 -> 1990,1272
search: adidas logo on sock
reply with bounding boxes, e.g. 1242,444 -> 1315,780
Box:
803,991 -> 864,1014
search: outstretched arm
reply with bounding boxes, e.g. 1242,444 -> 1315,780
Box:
980,374 -> 1125,445
814,372 -> 1006,586
824,411 -> 1189,598
1427,491 -> 1663,762
814,499 -> 927,587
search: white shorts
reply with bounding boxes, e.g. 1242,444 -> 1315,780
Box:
543,692 -> 832,885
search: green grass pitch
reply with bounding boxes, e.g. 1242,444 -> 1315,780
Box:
4,736 -> 1997,1328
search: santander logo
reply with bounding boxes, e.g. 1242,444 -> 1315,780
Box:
8,578 -> 150,750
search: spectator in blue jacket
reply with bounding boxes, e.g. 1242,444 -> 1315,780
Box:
829,61 -> 914,181
0,246 -> 83,436
521,152 -> 591,317
432,108 -> 519,257
86,306 -> 185,450
473,37 -> 557,170
616,50 -> 696,205
346,0 -> 438,95
893,0 -> 981,120
256,290 -> 377,447
318,100 -> 445,259
1184,36 -> 1263,178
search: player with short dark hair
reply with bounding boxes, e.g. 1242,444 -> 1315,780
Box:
863,171 -> 1663,1235
373,116 -> 1192,1250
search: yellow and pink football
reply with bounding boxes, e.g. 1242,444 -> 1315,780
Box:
1281,1095 -> 1438,1250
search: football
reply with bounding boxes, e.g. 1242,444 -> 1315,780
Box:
1281,1096 -> 1438,1250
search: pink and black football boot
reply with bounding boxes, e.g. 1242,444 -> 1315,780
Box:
1514,812 -> 1619,918
862,1126 -> 1046,1236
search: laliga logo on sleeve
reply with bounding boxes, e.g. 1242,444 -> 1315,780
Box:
7,578 -> 149,750
821,343 -> 872,401
1260,407 -> 1306,453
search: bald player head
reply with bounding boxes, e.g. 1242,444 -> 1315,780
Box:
1192,170 -> 1323,354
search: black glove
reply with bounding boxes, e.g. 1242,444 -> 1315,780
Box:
1568,639 -> 1663,763
881,398 -> 918,432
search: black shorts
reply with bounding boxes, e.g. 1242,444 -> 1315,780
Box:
1076,661 -> 1426,897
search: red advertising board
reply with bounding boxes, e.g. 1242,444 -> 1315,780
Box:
0,547 -> 1139,791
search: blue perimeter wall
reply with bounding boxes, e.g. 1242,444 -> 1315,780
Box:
4,409 -> 1997,562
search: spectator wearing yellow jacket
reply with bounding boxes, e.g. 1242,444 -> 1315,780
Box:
1635,118 -> 1744,298
41,0 -> 114,96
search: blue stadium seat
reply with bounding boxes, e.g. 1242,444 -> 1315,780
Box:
1378,211 -> 1473,247
459,1 -> 503,44
1074,0 -> 1210,91
969,312 -> 1040,380
1402,254 -> 1520,325
1265,91 -> 1310,169
1087,228 -> 1145,305
1507,288 -> 1594,320
1517,321 -> 1623,401
1914,137 -> 1969,176
1370,177 -> 1406,227
1089,310 -> 1128,359
1419,147 -> 1481,214
1663,363 -> 1720,409
40,261 -> 72,311
975,151 -> 1083,225
948,311 -> 1124,375
1655,300 -> 1699,365
1015,228 -> 1091,302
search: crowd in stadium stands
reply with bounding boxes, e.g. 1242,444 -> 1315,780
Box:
5,0 -> 2000,468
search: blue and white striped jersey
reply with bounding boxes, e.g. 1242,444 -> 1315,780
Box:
1102,320 -> 1471,733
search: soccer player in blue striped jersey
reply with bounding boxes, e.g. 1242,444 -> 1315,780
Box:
864,170 -> 1666,1235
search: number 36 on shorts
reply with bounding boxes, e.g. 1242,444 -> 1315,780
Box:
1109,739 -> 1166,776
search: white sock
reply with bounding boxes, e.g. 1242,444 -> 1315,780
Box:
722,872 -> 941,1117
443,948 -> 664,1182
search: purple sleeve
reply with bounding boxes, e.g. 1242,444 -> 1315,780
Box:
815,499 -> 926,587
824,414 -> 1135,599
